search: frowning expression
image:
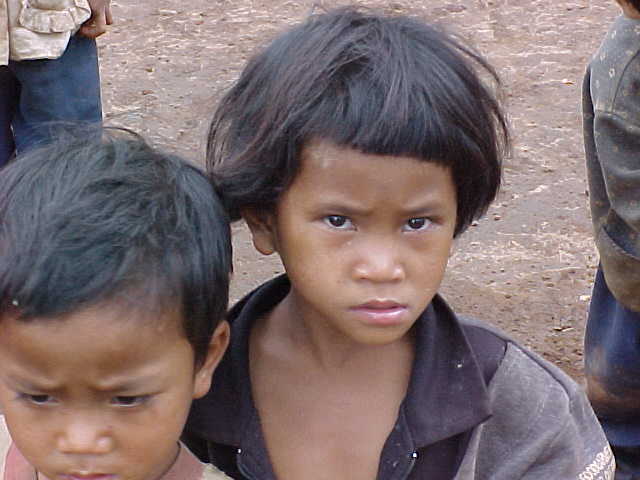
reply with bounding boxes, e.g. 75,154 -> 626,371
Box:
0,302 -> 225,480
246,139 -> 458,346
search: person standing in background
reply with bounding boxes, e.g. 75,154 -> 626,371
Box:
0,0 -> 110,168
583,1 -> 640,478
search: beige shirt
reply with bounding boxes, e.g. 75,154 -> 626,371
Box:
0,0 -> 91,65
0,417 -> 9,480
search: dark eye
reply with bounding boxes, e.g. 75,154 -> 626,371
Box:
111,395 -> 149,407
324,215 -> 353,229
404,217 -> 430,231
21,394 -> 53,405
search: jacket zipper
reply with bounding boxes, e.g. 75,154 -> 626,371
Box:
399,451 -> 418,480
236,448 -> 260,480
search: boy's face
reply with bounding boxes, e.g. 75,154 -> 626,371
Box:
245,139 -> 457,346
0,302 -> 228,480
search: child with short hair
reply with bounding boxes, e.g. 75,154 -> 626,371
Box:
184,7 -> 614,479
583,0 -> 640,477
0,129 -> 233,480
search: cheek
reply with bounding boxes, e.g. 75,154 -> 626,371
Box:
4,412 -> 51,464
410,238 -> 452,273
117,408 -> 188,467
276,228 -> 324,274
121,387 -> 194,446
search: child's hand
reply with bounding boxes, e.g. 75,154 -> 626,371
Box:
79,0 -> 113,39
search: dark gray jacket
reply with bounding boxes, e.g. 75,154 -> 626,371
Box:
456,320 -> 613,479
184,276 -> 613,479
583,14 -> 640,312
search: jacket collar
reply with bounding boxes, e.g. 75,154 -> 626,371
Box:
186,274 -> 491,451
404,294 -> 491,445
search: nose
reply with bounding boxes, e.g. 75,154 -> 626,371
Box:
56,415 -> 114,455
353,236 -> 405,283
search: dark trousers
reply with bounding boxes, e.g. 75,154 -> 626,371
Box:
0,35 -> 102,168
585,266 -> 640,479
0,66 -> 18,165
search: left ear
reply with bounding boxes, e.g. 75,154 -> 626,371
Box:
242,207 -> 278,256
193,320 -> 230,399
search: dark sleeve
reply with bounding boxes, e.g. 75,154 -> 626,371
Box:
586,55 -> 640,311
592,110 -> 640,236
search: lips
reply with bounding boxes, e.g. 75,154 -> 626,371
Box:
350,300 -> 409,326
59,474 -> 115,480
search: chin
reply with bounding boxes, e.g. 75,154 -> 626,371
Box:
352,329 -> 410,346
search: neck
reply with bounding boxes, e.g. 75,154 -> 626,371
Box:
277,291 -> 415,373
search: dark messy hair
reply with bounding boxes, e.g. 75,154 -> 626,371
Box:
0,128 -> 231,366
207,6 -> 509,236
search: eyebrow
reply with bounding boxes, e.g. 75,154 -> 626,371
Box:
5,374 -> 60,392
401,202 -> 451,217
93,375 -> 162,392
313,201 -> 371,216
314,198 -> 450,217
4,373 -> 162,393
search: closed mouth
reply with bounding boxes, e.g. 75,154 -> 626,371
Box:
355,300 -> 406,310
350,301 -> 409,326
60,473 -> 115,480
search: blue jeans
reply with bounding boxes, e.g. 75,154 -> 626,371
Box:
585,266 -> 640,479
0,34 -> 102,167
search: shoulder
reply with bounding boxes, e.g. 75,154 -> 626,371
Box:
461,316 -> 596,422
0,419 -> 38,480
168,443 -> 236,480
591,15 -> 640,73
491,341 -> 586,422
185,277 -> 288,448
201,464 -> 234,480
455,319 -> 614,480
0,416 -> 9,478
460,318 -> 580,405
589,15 -> 640,115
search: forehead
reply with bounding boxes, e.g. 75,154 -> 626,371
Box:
285,139 -> 457,210
0,302 -> 191,383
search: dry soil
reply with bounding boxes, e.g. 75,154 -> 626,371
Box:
100,0 -> 620,380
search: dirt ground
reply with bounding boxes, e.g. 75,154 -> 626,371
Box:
100,0 -> 619,381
